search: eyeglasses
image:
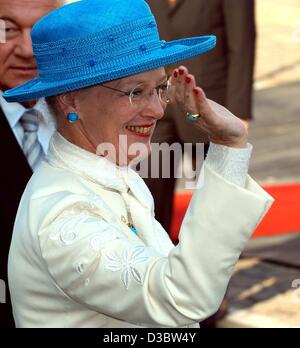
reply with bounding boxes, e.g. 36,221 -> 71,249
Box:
100,78 -> 171,108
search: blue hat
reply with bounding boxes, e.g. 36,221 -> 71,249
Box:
3,0 -> 216,102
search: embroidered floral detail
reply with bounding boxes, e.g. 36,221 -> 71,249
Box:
103,245 -> 148,290
49,200 -> 110,246
60,228 -> 77,245
90,229 -> 120,251
64,201 -> 100,218
50,212 -> 93,245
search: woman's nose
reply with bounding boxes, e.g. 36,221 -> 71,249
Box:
142,92 -> 166,120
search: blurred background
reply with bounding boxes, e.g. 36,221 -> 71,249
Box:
220,0 -> 300,328
250,0 -> 300,184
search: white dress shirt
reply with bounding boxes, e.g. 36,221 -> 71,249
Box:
0,94 -> 56,156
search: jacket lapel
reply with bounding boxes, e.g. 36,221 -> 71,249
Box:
121,168 -> 174,255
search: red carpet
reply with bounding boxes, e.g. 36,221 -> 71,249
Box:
170,183 -> 300,243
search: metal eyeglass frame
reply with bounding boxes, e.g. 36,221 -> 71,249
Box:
99,77 -> 171,106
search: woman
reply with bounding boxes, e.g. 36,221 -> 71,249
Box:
4,0 -> 273,328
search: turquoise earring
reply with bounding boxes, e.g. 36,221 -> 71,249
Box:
67,112 -> 79,123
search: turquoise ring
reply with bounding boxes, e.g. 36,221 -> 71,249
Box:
186,113 -> 200,122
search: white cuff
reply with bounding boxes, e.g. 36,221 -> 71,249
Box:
205,142 -> 253,187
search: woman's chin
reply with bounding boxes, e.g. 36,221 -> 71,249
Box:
128,148 -> 150,166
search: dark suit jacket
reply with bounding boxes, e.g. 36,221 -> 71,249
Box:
0,107 -> 32,328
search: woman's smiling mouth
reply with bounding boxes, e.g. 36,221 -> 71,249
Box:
125,124 -> 154,137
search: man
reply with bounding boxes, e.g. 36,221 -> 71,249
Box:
145,0 -> 256,232
0,0 -> 63,328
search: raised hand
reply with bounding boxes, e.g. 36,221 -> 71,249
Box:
170,66 -> 248,148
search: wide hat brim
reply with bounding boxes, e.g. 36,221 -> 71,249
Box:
3,36 -> 215,103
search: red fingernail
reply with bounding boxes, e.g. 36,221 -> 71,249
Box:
185,76 -> 191,83
193,88 -> 199,95
173,71 -> 178,78
179,69 -> 184,75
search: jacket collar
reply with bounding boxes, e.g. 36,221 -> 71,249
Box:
46,132 -> 154,212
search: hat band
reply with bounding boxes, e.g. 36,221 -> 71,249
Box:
33,16 -> 161,82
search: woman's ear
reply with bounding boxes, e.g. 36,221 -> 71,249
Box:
56,92 -> 77,116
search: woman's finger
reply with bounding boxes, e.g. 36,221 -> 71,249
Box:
174,65 -> 188,104
192,87 -> 220,125
184,74 -> 197,114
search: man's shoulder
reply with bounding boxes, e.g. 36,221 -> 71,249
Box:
0,104 -> 16,137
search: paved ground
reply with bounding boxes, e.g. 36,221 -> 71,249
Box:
243,233 -> 300,268
216,233 -> 300,328
249,81 -> 300,184
217,257 -> 300,328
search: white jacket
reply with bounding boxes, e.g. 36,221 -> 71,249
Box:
8,133 -> 273,328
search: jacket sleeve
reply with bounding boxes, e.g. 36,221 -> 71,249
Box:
38,164 -> 273,327
223,0 -> 256,119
